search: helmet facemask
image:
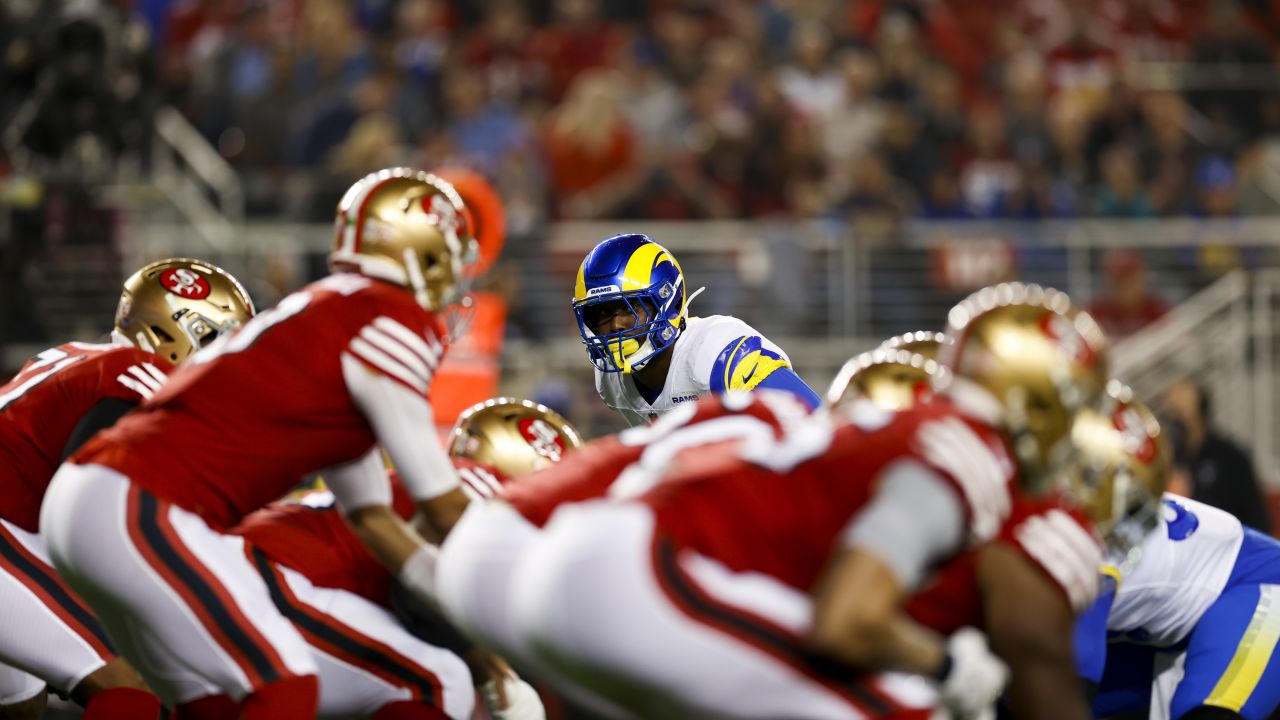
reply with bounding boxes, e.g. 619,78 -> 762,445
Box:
1069,388 -> 1169,575
574,284 -> 683,374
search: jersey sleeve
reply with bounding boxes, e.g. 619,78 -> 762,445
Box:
697,318 -> 797,396
1005,505 -> 1105,612
98,348 -> 173,404
340,295 -> 459,502
908,416 -> 1017,544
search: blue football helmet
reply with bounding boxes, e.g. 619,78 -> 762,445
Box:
572,234 -> 687,373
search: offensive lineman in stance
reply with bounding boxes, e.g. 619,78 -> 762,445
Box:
571,233 -> 820,426
489,284 -> 1112,719
0,258 -> 253,719
39,169 -> 530,719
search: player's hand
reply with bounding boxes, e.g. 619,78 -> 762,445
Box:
479,670 -> 545,720
937,628 -> 1007,719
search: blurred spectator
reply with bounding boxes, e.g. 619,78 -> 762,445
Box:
1194,155 -> 1242,218
1044,97 -> 1092,215
1139,92 -> 1198,215
957,103 -> 1020,218
1088,249 -> 1169,338
542,70 -> 638,219
778,20 -> 842,120
1100,0 -> 1189,63
531,0 -> 625,103
838,152 -> 907,241
822,49 -> 885,195
286,72 -> 394,169
1189,1 -> 1272,146
1046,4 -> 1117,116
438,66 -> 532,178
1094,145 -> 1154,217
461,1 -> 545,110
1163,379 -> 1272,533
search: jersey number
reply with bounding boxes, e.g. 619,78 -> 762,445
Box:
0,349 -> 85,412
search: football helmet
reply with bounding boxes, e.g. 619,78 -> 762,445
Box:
572,234 -> 694,374
448,397 -> 585,479
879,330 -> 951,359
826,348 -> 946,411
1069,382 -> 1168,573
113,258 -> 255,363
938,282 -> 1109,492
331,167 -> 479,314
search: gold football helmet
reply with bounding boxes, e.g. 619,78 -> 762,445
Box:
878,330 -> 951,359
331,167 -> 479,313
826,348 -> 946,411
113,258 -> 256,363
448,397 -> 585,479
939,282 -> 1109,492
1069,382 -> 1168,572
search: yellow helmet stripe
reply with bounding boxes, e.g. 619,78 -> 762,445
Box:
621,243 -> 671,293
574,260 -> 588,302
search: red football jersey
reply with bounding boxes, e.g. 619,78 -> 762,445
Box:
636,396 -> 1020,593
74,275 -> 446,529
904,495 -> 1103,632
234,465 -> 459,605
0,342 -> 172,532
500,391 -> 806,528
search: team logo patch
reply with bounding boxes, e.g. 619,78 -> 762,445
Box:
672,394 -> 698,403
159,268 -> 211,299
519,418 -> 565,462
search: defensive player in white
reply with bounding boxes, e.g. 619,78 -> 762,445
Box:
570,233 -> 820,426
1072,396 -> 1280,720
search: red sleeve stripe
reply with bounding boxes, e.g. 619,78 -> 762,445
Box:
372,317 -> 441,370
358,325 -> 433,384
347,339 -> 428,394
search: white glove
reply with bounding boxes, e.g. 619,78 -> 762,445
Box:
936,628 -> 1008,720
479,673 -> 546,720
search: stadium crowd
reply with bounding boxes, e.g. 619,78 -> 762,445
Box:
6,0 -> 1280,229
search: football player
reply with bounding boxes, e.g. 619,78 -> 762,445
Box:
39,168 -> 492,719
0,258 -> 253,720
1073,393 -> 1280,720
571,233 -> 821,425
493,283 -> 1111,719
231,397 -> 582,719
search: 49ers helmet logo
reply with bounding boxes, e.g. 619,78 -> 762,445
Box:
519,418 -> 565,462
1038,312 -> 1098,368
159,268 -> 211,299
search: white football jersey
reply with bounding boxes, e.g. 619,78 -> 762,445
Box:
594,315 -> 793,427
1106,493 -> 1244,647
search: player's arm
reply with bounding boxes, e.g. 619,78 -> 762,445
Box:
340,351 -> 470,540
710,334 -> 821,409
977,543 -> 1093,720
808,462 -> 961,674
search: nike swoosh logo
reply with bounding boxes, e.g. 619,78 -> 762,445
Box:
741,363 -> 759,384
